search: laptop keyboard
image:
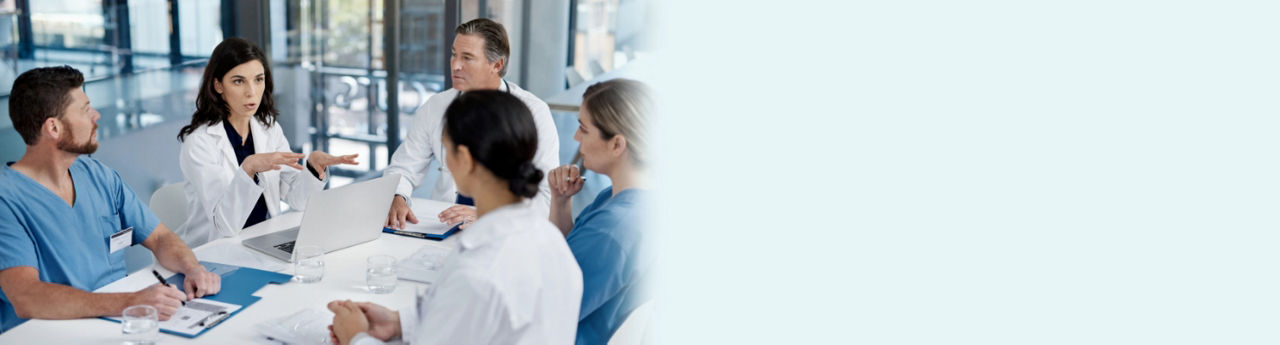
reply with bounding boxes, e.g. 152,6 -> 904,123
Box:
274,241 -> 296,254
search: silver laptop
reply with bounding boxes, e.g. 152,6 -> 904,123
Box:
243,174 -> 400,262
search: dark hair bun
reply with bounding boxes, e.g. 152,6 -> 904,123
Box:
508,162 -> 542,198
442,90 -> 542,200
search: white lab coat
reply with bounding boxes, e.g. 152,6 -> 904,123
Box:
177,117 -> 327,247
350,201 -> 583,345
384,80 -> 559,216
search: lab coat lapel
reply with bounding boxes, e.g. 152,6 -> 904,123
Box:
249,117 -> 270,156
249,118 -> 282,215
206,121 -> 239,169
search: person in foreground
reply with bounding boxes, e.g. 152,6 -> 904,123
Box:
328,91 -> 582,345
383,18 -> 559,231
177,37 -> 357,247
547,79 -> 655,344
0,66 -> 221,332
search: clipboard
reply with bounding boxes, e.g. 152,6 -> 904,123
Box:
382,222 -> 461,241
101,261 -> 292,338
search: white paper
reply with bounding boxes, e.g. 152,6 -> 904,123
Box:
398,203 -> 465,236
107,298 -> 242,337
397,244 -> 455,284
255,308 -> 334,345
195,242 -> 290,272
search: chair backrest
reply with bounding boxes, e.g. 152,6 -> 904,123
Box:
125,182 -> 188,273
608,300 -> 655,345
589,60 -> 607,76
565,66 -> 587,88
149,182 -> 189,236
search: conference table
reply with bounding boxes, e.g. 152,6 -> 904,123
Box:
0,198 -> 458,344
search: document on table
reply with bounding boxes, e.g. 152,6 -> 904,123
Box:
383,203 -> 464,240
106,298 -> 243,337
397,244 -> 455,284
406,202 -> 465,235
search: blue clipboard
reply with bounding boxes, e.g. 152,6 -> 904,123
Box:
101,261 -> 292,338
382,222 -> 461,241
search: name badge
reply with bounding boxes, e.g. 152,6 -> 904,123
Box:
109,227 -> 133,253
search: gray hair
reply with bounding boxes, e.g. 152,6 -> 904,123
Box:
455,18 -> 510,77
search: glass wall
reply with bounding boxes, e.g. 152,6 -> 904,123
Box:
30,0 -> 104,50
28,0 -> 113,81
571,0 -> 650,82
0,0 -> 647,199
295,0 -> 449,182
177,0 -> 221,59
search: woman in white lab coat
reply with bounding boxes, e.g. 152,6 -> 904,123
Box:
327,90 -> 582,345
176,38 -> 357,247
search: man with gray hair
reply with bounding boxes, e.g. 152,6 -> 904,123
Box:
383,18 -> 559,230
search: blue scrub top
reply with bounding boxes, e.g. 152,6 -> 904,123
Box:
566,186 -> 651,345
0,156 -> 159,331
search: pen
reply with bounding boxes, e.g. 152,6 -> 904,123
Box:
151,269 -> 185,306
387,229 -> 428,239
198,310 -> 229,328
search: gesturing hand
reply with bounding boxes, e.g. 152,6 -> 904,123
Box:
241,152 -> 305,177
307,151 -> 359,179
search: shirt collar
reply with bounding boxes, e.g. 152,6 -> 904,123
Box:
457,200 -> 534,250
458,79 -> 510,94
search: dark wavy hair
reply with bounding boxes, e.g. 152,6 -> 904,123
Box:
443,90 -> 542,198
177,37 -> 278,141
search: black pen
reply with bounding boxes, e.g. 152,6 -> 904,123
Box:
151,269 -> 185,306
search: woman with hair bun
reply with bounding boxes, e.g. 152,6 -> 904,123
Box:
327,90 -> 582,345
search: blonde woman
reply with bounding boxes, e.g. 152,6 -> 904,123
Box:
547,79 -> 653,344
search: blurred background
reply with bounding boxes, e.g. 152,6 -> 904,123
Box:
0,0 -> 655,216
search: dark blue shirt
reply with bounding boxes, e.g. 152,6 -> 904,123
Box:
566,187 -> 650,344
223,120 -> 270,228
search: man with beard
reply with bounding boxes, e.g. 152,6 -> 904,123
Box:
0,66 -> 221,332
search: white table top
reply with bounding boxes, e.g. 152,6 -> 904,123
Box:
0,198 -> 459,344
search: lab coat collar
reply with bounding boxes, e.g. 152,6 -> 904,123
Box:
457,200 -> 534,251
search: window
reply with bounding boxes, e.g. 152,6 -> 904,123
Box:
572,0 -> 649,81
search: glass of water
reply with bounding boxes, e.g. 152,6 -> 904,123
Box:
294,245 -> 325,283
121,305 -> 158,345
366,255 -> 397,294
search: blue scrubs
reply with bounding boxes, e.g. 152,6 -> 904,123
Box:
0,156 -> 158,331
566,186 -> 651,345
